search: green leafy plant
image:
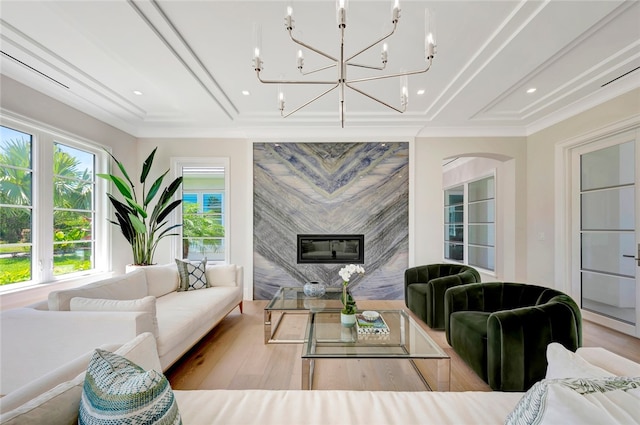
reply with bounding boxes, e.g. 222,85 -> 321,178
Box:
97,147 -> 183,265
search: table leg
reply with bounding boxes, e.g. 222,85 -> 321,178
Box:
436,358 -> 451,391
264,309 -> 272,344
301,358 -> 314,390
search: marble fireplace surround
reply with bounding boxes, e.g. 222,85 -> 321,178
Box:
253,142 -> 408,300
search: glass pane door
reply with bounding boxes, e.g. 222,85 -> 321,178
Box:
579,136 -> 637,328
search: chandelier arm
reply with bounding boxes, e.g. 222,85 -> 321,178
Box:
301,64 -> 337,76
345,21 -> 397,63
347,59 -> 432,84
256,71 -> 335,85
347,62 -> 387,71
288,30 -> 338,62
281,84 -> 340,118
345,83 -> 406,114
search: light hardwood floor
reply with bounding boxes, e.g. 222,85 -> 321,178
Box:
166,300 -> 640,392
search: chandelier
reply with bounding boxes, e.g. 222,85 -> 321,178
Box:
252,0 -> 437,127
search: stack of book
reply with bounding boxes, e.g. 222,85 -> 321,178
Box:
356,313 -> 389,335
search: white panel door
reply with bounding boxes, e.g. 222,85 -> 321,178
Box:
572,129 -> 639,337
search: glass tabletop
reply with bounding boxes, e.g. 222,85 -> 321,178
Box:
302,309 -> 449,359
265,286 -> 344,311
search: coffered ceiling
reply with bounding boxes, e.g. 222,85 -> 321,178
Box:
1,0 -> 639,138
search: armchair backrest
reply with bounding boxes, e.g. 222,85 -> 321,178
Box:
404,264 -> 480,299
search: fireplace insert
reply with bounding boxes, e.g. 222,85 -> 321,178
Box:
297,234 -> 364,264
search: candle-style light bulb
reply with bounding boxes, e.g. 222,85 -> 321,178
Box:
253,23 -> 263,70
278,86 -> 285,112
400,75 -> 408,108
336,0 -> 347,28
285,4 -> 294,30
297,49 -> 304,70
381,43 -> 388,64
392,0 -> 400,23
424,9 -> 436,60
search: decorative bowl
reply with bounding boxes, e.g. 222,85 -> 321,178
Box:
361,310 -> 380,322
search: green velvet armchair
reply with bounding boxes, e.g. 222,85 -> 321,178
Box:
404,264 -> 481,329
445,282 -> 582,392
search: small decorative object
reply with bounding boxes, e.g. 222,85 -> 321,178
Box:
361,310 -> 380,322
338,264 -> 365,327
356,312 -> 390,335
303,281 -> 326,297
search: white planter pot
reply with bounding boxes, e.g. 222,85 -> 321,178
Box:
341,312 -> 357,327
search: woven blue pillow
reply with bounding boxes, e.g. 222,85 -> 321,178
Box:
79,349 -> 181,425
176,257 -> 208,291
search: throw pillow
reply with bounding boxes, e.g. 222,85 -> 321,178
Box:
175,258 -> 208,291
79,349 -> 181,425
545,342 -> 613,379
206,264 -> 237,287
505,376 -> 640,425
69,296 -> 159,338
144,264 -> 180,297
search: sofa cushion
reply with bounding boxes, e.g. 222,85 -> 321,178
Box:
143,264 -> 180,298
206,264 -> 237,287
176,258 -> 208,291
78,349 -> 180,425
545,342 -> 613,379
70,296 -> 159,338
154,286 -> 240,359
0,333 -> 161,425
577,347 -> 640,377
48,269 -> 148,311
505,377 -> 640,425
449,311 -> 490,381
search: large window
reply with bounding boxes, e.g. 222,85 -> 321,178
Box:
0,127 -> 33,284
173,160 -> 228,263
444,175 -> 495,271
0,118 -> 106,288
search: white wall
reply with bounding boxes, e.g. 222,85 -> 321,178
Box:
527,88 -> 640,292
412,136 -> 528,281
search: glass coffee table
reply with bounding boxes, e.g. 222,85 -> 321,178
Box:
264,286 -> 344,344
301,310 -> 450,391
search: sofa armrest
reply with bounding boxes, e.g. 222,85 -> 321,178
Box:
486,302 -> 581,391
404,266 -> 429,305
235,266 -> 244,291
0,308 -> 154,394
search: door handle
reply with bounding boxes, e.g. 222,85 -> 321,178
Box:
622,254 -> 640,266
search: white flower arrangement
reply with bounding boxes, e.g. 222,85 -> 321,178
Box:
339,264 -> 365,315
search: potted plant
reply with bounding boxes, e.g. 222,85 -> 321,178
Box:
338,264 -> 365,327
98,147 -> 183,266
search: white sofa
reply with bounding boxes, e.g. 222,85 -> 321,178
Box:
0,263 -> 243,396
1,332 -> 638,424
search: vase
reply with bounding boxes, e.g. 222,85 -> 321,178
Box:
303,281 -> 326,297
341,312 -> 357,327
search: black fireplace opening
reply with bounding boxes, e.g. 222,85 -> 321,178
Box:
297,234 -> 364,264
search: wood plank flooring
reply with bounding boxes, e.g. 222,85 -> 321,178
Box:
165,300 -> 640,392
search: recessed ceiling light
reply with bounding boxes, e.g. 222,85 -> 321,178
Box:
526,88 -> 537,94
417,89 -> 425,95
133,90 -> 143,96
242,90 -> 250,96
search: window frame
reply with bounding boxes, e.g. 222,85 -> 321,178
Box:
171,157 -> 230,264
0,114 -> 110,291
443,171 -> 496,273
